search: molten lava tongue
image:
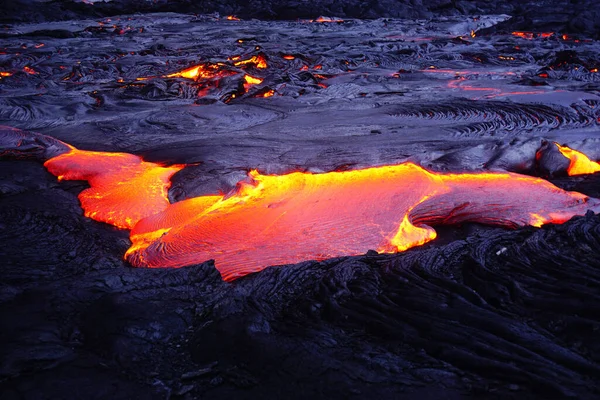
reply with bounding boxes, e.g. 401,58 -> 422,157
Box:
555,143 -> 600,176
44,148 -> 182,229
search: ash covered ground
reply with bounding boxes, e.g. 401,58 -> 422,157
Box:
1,3 -> 600,399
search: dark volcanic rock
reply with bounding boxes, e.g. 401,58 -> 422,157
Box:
2,0 -> 600,37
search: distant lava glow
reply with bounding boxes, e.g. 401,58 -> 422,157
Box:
555,143 -> 600,175
312,17 -> 344,23
512,32 -> 554,39
41,146 -> 600,281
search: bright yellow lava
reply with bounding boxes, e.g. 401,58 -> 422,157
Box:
555,143 -> 600,175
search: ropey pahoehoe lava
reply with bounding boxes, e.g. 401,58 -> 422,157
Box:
19,130 -> 596,281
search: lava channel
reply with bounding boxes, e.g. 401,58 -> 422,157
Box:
42,144 -> 600,281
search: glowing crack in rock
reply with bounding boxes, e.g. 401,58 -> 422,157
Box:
41,142 -> 600,281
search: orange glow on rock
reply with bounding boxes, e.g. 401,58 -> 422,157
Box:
511,32 -> 553,39
23,66 -> 37,75
162,62 -> 236,81
261,89 -> 275,97
0,71 -> 12,77
233,55 -> 268,69
283,55 -> 295,60
243,74 -> 263,91
125,164 -> 597,281
244,75 -> 263,85
555,143 -> 600,176
226,15 -> 240,21
313,17 -> 344,23
44,148 -> 182,229
166,64 -> 207,79
512,31 -> 534,39
40,145 -> 600,281
528,213 -> 546,228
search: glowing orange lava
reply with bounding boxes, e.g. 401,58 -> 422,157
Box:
226,15 -> 240,21
244,75 -> 263,85
555,143 -> 600,175
512,32 -> 553,39
233,55 -> 268,69
0,71 -> 12,77
124,164 -> 597,281
243,75 -> 263,91
44,148 -> 182,229
164,63 -> 230,80
313,17 -> 344,23
40,143 -> 600,282
23,66 -> 37,75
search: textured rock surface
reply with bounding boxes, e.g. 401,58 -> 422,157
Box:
1,0 -> 600,38
1,8 -> 600,399
2,158 -> 600,399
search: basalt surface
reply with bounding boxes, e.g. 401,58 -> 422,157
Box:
1,10 -> 600,400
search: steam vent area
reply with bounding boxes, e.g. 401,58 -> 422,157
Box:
2,1 -> 600,399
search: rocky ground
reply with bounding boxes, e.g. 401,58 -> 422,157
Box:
1,4 -> 600,399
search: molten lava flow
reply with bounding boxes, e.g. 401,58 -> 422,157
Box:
243,75 -> 263,91
123,165 -> 598,281
555,143 -> 600,176
38,142 -> 600,282
233,55 -> 268,69
44,148 -> 182,229
164,63 -> 230,80
0,72 -> 12,77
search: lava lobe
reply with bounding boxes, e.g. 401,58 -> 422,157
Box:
39,137 -> 600,281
